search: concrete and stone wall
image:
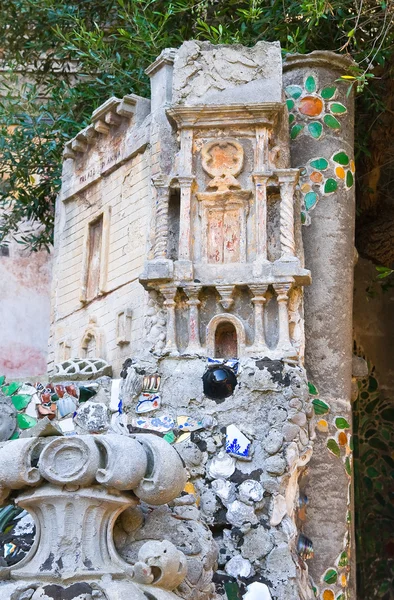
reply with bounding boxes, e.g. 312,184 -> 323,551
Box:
0,230 -> 52,379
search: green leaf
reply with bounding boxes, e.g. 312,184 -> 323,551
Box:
305,192 -> 318,210
310,158 -> 328,170
308,122 -> 323,139
290,124 -> 304,139
335,417 -> 350,429
308,382 -> 318,395
345,456 -> 351,476
338,551 -> 348,567
305,75 -> 316,93
327,438 -> 340,457
321,86 -> 336,100
324,114 -> 341,129
323,568 -> 338,584
330,102 -> 347,114
324,178 -> 338,193
333,151 -> 349,165
0,376 -> 5,386
312,398 -> 330,415
285,85 -> 303,99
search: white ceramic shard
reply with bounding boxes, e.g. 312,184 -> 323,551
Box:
133,415 -> 175,432
225,424 -> 251,459
239,479 -> 264,504
110,378 -> 122,412
243,582 -> 272,600
135,393 -> 161,414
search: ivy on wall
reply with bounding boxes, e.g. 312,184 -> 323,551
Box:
353,347 -> 394,599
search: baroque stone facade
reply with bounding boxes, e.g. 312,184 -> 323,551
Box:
0,42 -> 356,600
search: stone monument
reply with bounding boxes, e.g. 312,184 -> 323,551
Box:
0,41 -> 356,600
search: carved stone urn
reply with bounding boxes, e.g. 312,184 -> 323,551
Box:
0,434 -> 188,600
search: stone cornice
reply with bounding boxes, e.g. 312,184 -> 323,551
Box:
167,103 -> 285,129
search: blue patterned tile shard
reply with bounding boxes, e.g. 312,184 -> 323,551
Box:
226,424 -> 251,458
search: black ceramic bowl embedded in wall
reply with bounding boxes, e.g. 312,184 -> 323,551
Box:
202,366 -> 237,401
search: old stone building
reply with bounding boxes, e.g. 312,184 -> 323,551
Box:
0,42 -> 359,600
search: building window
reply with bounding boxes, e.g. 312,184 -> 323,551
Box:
86,215 -> 103,301
80,208 -> 111,304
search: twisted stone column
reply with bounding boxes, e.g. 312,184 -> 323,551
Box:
276,169 -> 299,260
178,176 -> 194,262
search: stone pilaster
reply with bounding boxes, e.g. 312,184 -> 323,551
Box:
273,281 -> 296,358
153,176 -> 170,259
184,285 -> 202,354
161,286 -> 178,355
249,284 -> 269,354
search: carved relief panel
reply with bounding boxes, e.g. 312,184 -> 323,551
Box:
196,138 -> 251,264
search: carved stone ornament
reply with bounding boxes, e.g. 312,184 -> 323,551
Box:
54,358 -> 112,380
0,433 -> 188,600
201,139 -> 244,191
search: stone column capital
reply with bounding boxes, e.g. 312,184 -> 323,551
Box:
249,284 -> 269,301
177,176 -> 195,188
276,168 -> 299,185
184,285 -> 201,304
160,285 -> 177,303
152,175 -> 169,188
273,280 -> 294,299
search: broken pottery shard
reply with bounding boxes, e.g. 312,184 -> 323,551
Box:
135,393 -> 161,414
208,451 -> 236,479
176,415 -> 203,432
133,415 -> 175,432
225,555 -> 252,578
110,412 -> 129,435
74,401 -> 109,433
58,417 -> 76,435
110,378 -> 122,412
243,581 -> 272,600
57,394 -> 77,418
225,424 -> 251,459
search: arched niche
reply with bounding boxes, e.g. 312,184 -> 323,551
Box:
206,314 -> 246,358
80,320 -> 104,359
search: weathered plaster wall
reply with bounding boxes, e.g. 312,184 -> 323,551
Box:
0,238 -> 52,379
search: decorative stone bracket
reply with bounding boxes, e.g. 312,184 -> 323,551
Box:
0,434 -> 188,600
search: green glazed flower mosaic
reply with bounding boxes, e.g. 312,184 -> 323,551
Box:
285,74 -> 347,140
353,347 -> 394,599
299,150 -> 355,224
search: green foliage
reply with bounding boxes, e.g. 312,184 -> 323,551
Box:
0,0 -> 393,250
